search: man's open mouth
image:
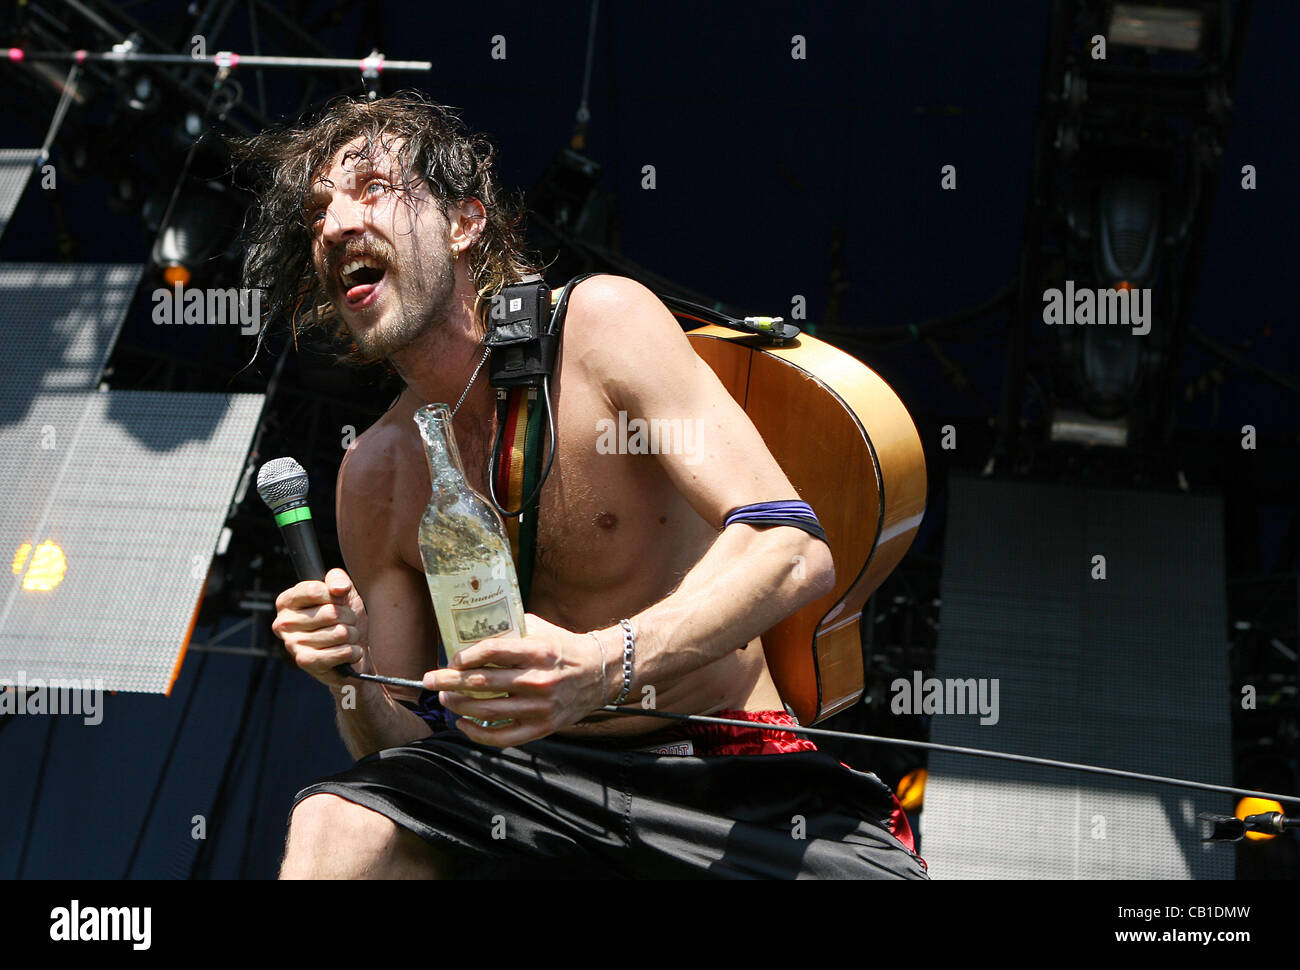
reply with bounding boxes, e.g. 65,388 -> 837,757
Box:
338,254 -> 387,307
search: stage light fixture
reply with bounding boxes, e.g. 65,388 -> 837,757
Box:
1068,175 -> 1162,421
172,111 -> 205,150
1048,408 -> 1130,446
12,540 -> 67,591
1109,4 -> 1204,52
1236,796 -> 1284,842
897,768 -> 927,812
109,176 -> 143,218
149,180 -> 245,282
1098,176 -> 1161,287
529,147 -> 615,244
124,73 -> 160,114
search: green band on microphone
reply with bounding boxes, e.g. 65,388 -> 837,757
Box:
274,506 -> 312,527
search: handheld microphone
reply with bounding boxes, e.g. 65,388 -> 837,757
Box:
256,457 -> 326,583
257,457 -> 422,691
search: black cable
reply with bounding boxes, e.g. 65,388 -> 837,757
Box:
15,716 -> 57,878
487,394 -> 513,512
189,649 -> 271,879
238,656 -> 283,879
1187,327 -> 1300,394
488,375 -> 558,518
525,375 -> 559,513
597,706 -> 1300,805
528,211 -> 757,320
655,293 -> 747,330
817,279 -> 1015,345
122,650 -> 210,878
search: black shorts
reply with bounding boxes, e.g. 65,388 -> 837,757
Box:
291,719 -> 930,880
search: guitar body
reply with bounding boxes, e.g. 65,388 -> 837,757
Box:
686,325 -> 927,725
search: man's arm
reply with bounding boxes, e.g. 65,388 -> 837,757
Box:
332,427 -> 441,757
427,275 -> 834,743
578,275 -> 835,697
273,426 -> 435,759
320,572 -> 434,761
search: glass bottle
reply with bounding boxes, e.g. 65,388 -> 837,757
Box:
415,404 -> 524,724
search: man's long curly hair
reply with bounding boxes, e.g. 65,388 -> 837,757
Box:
230,91 -> 544,369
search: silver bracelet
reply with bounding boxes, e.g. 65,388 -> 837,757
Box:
614,618 -> 635,706
588,631 -> 607,703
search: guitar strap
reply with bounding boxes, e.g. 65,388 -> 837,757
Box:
516,384 -> 546,608
489,274 -> 601,610
492,386 -> 538,609
492,382 -> 552,612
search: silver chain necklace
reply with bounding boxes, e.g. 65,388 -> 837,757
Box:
415,344 -> 491,419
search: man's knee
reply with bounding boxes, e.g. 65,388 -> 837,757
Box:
281,792 -> 448,879
288,792 -> 389,843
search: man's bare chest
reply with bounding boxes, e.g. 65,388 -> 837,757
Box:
392,420 -> 707,618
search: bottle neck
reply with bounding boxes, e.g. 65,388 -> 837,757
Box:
415,405 -> 470,491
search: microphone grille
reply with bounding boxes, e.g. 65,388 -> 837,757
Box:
257,457 -> 310,512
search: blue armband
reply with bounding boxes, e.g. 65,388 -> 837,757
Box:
723,500 -> 828,545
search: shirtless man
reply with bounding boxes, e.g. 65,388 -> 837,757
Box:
246,93 -> 927,879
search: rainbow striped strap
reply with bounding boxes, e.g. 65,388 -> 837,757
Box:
492,386 -> 544,608
493,387 -> 529,561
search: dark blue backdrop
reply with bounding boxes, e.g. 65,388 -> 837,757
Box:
0,1 -> 1295,879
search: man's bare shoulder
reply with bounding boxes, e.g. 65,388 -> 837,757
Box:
562,274 -> 672,348
560,274 -> 695,395
564,274 -> 729,414
336,388 -> 424,552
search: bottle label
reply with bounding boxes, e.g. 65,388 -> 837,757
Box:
430,565 -> 517,654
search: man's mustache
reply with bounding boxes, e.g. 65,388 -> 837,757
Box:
325,239 -> 398,287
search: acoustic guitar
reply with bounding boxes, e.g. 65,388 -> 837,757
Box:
684,324 -> 927,725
